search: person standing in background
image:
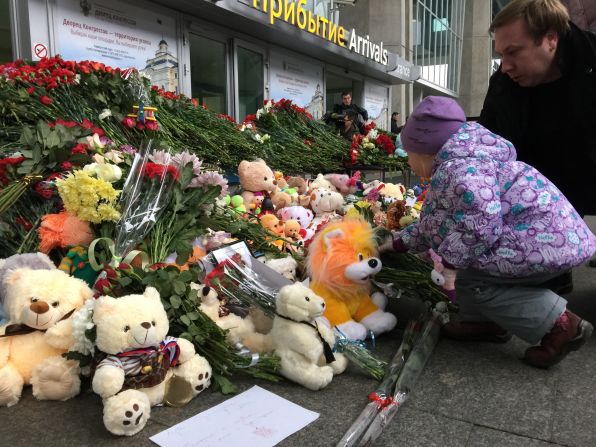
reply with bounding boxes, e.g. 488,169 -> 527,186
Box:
390,112 -> 403,134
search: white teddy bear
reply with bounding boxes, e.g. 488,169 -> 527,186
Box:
0,253 -> 92,407
89,287 -> 211,436
264,256 -> 298,281
192,284 -> 272,353
271,283 -> 347,390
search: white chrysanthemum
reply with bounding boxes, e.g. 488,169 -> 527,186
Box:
367,129 -> 378,140
149,150 -> 173,166
194,170 -> 229,197
172,151 -> 203,177
71,298 -> 97,355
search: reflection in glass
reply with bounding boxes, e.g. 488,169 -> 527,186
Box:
0,0 -> 13,63
189,34 -> 227,114
237,46 -> 264,120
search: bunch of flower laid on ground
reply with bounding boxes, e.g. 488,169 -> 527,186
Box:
347,121 -> 408,173
72,261 -> 281,394
248,98 -> 351,173
56,169 -> 121,224
144,150 -> 228,265
110,145 -> 178,263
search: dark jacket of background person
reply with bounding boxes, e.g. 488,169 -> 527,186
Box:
391,118 -> 403,134
339,122 -> 360,141
479,22 -> 596,216
333,102 -> 369,122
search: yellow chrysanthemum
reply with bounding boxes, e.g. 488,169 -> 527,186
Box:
56,170 -> 121,223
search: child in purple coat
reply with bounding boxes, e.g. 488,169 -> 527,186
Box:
383,96 -> 595,368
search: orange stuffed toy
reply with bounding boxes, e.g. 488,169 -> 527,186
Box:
260,214 -> 285,250
306,219 -> 397,340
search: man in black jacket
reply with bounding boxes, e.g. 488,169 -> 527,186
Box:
480,0 -> 596,219
332,92 -> 368,132
480,0 -> 596,269
444,0 -> 596,352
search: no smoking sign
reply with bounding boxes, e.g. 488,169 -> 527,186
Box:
33,43 -> 48,59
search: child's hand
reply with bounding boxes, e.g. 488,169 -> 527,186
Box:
378,234 -> 395,253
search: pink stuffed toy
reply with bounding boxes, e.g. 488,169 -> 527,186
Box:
429,249 -> 457,303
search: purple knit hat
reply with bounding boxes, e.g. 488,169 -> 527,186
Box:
401,96 -> 466,155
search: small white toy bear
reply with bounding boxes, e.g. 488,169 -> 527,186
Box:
264,256 -> 298,281
90,287 -> 211,436
192,283 -> 272,353
271,283 -> 347,390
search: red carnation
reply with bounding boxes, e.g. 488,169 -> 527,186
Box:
122,117 -> 136,128
39,95 -> 52,105
15,216 -> 33,231
26,87 -> 35,95
80,119 -> 94,129
145,120 -> 160,131
71,143 -> 87,154
60,161 -> 73,171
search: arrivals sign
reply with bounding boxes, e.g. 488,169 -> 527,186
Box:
251,0 -> 389,66
54,0 -> 177,71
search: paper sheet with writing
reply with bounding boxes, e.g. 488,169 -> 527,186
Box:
150,386 -> 319,447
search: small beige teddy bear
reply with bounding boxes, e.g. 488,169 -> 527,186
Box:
271,283 -> 347,390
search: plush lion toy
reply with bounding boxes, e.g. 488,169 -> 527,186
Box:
306,219 -> 397,340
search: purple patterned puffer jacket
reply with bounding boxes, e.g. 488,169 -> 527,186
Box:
400,122 -> 596,277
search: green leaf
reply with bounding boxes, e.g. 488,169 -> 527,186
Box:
19,126 -> 35,145
180,314 -> 191,325
170,295 -> 182,309
212,374 -> 238,395
17,88 -> 30,100
45,131 -> 61,148
119,277 -> 132,287
38,121 -> 51,140
173,280 -> 186,295
174,241 -> 192,266
186,311 -> 200,320
179,163 -> 194,189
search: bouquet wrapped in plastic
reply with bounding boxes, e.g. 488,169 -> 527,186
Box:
113,144 -> 178,261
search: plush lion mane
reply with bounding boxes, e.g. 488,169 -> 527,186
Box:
306,218 -> 378,300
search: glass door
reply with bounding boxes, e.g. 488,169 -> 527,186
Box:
0,0 -> 13,63
234,41 -> 266,122
189,33 -> 229,114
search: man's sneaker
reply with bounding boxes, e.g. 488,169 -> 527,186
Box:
523,310 -> 594,369
441,321 -> 512,343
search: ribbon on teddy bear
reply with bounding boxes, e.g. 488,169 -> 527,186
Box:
275,314 -> 336,364
0,309 -> 76,338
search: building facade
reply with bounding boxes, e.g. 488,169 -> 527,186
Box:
2,0 -> 418,130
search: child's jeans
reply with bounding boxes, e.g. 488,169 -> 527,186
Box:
455,269 -> 567,344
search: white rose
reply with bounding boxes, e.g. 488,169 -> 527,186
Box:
95,163 -> 122,182
83,162 -> 122,182
99,109 -> 112,120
